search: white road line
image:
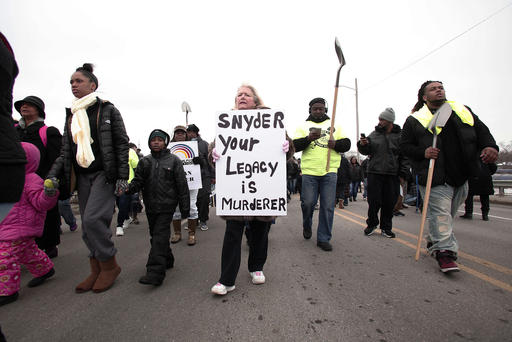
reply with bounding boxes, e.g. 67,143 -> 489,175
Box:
457,209 -> 512,221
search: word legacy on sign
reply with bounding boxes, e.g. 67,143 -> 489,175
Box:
225,156 -> 278,178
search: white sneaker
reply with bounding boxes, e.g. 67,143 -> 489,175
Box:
250,271 -> 265,284
116,226 -> 124,236
211,282 -> 235,295
200,222 -> 208,231
123,218 -> 133,229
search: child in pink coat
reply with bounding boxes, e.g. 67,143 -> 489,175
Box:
0,142 -> 59,306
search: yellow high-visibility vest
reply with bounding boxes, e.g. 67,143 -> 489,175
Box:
293,120 -> 347,176
412,101 -> 474,134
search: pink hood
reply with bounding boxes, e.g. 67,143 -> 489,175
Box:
21,142 -> 40,174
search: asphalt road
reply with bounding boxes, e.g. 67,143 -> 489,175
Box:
1,195 -> 512,341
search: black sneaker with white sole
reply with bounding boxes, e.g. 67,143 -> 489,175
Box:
381,230 -> 396,238
364,226 -> 376,236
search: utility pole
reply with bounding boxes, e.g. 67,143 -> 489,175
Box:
340,78 -> 360,162
355,78 -> 360,163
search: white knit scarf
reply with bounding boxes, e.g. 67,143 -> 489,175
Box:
71,92 -> 98,168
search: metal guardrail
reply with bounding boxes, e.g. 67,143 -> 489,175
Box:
494,179 -> 512,196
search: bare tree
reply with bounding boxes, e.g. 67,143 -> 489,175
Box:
498,141 -> 512,166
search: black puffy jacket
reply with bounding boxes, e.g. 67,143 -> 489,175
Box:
0,33 -> 25,203
48,98 -> 129,191
128,149 -> 190,215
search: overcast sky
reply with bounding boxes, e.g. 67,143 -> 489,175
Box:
2,0 -> 511,154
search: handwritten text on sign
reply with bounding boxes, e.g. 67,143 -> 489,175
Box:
168,141 -> 202,190
216,109 -> 286,216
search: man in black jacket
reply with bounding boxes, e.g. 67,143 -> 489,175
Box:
187,124 -> 214,231
357,107 -> 408,239
400,81 -> 498,273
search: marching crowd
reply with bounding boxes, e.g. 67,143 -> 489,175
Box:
0,30 -> 500,327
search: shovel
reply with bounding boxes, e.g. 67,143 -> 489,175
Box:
326,37 -> 346,172
415,102 -> 453,261
182,101 -> 191,126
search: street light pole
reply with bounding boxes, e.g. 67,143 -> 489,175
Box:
355,78 -> 360,163
340,78 -> 360,162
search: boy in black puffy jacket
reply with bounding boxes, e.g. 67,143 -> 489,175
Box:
127,129 -> 189,286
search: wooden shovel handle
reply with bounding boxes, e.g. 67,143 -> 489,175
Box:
415,159 -> 435,261
326,86 -> 340,172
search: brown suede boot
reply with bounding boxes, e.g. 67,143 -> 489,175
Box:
187,219 -> 197,246
75,257 -> 100,293
338,200 -> 344,209
171,220 -> 182,243
92,256 -> 121,293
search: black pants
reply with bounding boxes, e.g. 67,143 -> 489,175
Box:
35,204 -> 61,250
366,174 -> 400,231
196,187 -> 211,223
464,194 -> 490,214
146,212 -> 173,280
219,220 -> 271,286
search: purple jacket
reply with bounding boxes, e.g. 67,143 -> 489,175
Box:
0,142 -> 59,241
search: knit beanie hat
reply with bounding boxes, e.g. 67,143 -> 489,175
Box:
148,129 -> 170,147
379,107 -> 395,123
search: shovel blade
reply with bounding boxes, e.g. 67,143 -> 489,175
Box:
335,37 -> 346,68
428,102 -> 452,130
181,101 -> 191,113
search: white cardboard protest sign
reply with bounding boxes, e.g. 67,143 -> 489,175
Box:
168,141 -> 202,190
215,109 -> 287,216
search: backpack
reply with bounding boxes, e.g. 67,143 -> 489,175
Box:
15,123 -> 48,147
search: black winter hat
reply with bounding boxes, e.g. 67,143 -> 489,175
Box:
186,124 -> 199,133
14,96 -> 46,119
148,129 -> 170,147
308,97 -> 328,113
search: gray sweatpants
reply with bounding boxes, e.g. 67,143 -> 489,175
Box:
77,171 -> 117,262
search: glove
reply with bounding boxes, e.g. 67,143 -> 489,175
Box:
282,140 -> 289,153
212,148 -> 220,162
192,156 -> 201,165
44,178 -> 59,197
115,179 -> 129,195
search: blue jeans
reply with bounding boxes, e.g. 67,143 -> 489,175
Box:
301,173 -> 337,243
58,199 -> 76,227
287,178 -> 297,195
349,181 -> 360,199
419,182 -> 468,254
116,193 -> 132,227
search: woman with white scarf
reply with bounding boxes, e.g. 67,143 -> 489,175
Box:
47,63 -> 129,293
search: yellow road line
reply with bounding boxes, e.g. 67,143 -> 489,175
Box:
334,210 -> 512,293
336,208 -> 512,276
458,264 -> 512,292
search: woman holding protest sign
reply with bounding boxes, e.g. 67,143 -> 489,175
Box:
209,84 -> 294,296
